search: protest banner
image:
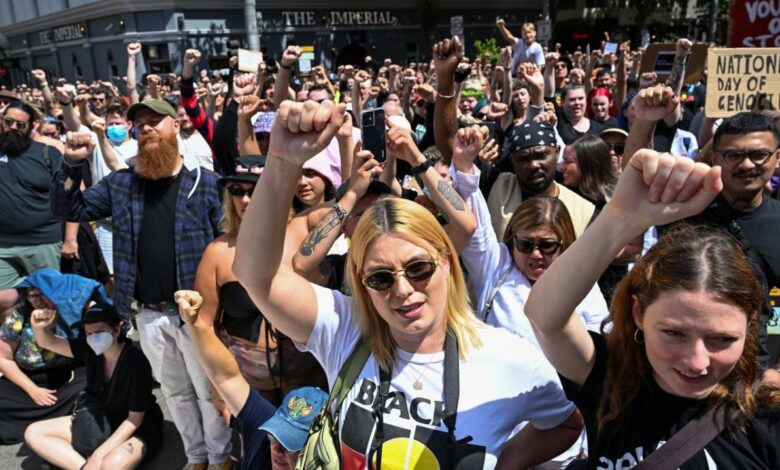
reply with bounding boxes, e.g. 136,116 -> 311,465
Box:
705,48 -> 780,118
639,43 -> 708,84
729,0 -> 780,47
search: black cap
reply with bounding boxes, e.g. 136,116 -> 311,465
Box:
72,302 -> 121,328
219,155 -> 266,185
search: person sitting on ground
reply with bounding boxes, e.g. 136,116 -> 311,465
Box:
25,302 -> 164,470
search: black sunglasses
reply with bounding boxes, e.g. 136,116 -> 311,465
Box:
718,149 -> 775,166
3,117 -> 29,130
610,143 -> 625,155
362,259 -> 438,291
226,185 -> 255,198
513,237 -> 562,254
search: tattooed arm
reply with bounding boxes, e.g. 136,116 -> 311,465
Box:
663,38 -> 691,127
386,121 -> 476,252
291,150 -> 382,285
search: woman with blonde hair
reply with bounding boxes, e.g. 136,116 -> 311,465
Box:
233,100 -> 582,469
526,150 -> 780,468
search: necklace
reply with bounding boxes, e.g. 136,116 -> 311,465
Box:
412,354 -> 439,390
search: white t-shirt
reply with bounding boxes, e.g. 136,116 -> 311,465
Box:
510,39 -> 545,72
178,131 -> 214,171
454,166 -> 609,341
300,284 -> 576,470
81,125 -> 137,185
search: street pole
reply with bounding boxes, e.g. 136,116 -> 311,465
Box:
708,0 -> 718,43
244,0 -> 260,51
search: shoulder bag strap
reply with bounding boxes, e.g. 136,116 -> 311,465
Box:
330,338 -> 372,413
443,330 -> 472,469
480,265 -> 514,322
634,406 -> 735,470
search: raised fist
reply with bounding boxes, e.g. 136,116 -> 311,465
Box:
237,95 -> 265,122
281,46 -> 302,68
64,132 -> 95,162
432,36 -> 463,84
269,100 -> 347,166
676,38 -> 693,56
417,83 -> 436,103
453,125 -> 488,172
232,73 -> 257,98
91,118 -> 106,138
496,18 -> 506,27
386,119 -> 424,166
30,308 -> 56,330
632,84 -> 679,122
174,290 -> 203,326
185,49 -> 202,66
31,69 -> 47,83
127,42 -> 142,57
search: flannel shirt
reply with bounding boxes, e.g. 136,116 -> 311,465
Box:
50,161 -> 223,317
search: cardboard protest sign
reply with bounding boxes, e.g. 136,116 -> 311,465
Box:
729,0 -> 780,47
705,48 -> 780,118
298,45 -> 315,74
237,49 -> 263,73
639,43 -> 708,84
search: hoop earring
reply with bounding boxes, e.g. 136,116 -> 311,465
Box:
634,328 -> 644,344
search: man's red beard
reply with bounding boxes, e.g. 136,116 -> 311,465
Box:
135,132 -> 181,180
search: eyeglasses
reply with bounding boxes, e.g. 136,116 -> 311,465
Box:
555,63 -> 568,70
226,185 -> 255,198
718,149 -> 775,166
362,259 -> 438,291
513,237 -> 562,254
3,117 -> 28,130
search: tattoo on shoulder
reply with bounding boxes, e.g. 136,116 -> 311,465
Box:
299,209 -> 343,256
436,180 -> 465,211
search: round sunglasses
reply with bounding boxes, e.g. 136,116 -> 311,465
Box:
512,237 -> 562,255
361,259 -> 438,291
226,185 -> 256,198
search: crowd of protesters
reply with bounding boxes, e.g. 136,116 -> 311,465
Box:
0,14 -> 778,470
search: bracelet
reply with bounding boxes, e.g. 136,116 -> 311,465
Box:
332,202 -> 348,222
59,99 -> 72,106
436,90 -> 456,100
279,63 -> 292,71
40,82 -> 48,88
411,157 -> 435,177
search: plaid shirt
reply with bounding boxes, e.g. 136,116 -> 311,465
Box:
50,161 -> 223,317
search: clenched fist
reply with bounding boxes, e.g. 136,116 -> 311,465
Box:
64,132 -> 96,162
174,290 -> 203,326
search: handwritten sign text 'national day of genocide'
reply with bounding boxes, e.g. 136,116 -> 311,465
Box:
706,48 -> 780,118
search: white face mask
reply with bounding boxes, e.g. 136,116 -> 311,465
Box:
86,331 -> 114,355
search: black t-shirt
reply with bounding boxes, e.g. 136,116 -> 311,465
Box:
0,141 -> 63,244
135,173 -> 182,303
561,332 -> 780,469
68,339 -> 163,444
659,195 -> 780,367
594,116 -> 618,129
555,109 -> 605,145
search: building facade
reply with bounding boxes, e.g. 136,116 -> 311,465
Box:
0,0 -> 543,86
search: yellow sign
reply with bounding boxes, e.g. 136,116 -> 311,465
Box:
705,48 -> 780,118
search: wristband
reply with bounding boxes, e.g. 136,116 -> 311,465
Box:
40,82 -> 48,88
279,63 -> 293,71
411,157 -> 435,177
436,90 -> 456,100
59,99 -> 73,106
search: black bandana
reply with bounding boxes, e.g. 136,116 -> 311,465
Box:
502,120 -> 557,159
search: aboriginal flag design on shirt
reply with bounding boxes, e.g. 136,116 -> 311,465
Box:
340,378 -> 486,470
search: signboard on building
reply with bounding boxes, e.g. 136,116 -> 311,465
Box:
258,10 -> 401,30
729,0 -> 780,47
37,23 -> 86,45
705,48 -> 780,118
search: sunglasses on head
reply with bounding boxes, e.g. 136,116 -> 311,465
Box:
361,258 -> 438,291
513,237 -> 562,254
3,117 -> 28,130
226,185 -> 255,198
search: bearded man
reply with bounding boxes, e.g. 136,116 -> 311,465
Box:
0,101 -> 64,289
50,99 -> 234,470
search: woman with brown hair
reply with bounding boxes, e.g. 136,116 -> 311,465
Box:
526,149 -> 780,468
194,156 -> 326,409
561,135 -> 619,213
450,125 -> 609,341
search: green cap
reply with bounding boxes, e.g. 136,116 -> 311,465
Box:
127,99 -> 178,121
